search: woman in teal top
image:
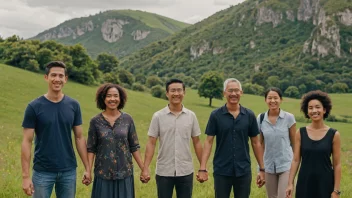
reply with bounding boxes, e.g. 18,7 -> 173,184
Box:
257,87 -> 296,198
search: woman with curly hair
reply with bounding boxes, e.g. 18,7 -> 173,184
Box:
86,83 -> 144,198
285,90 -> 341,198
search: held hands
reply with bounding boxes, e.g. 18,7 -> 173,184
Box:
196,170 -> 208,183
285,183 -> 294,198
140,167 -> 151,183
256,171 -> 265,188
22,177 -> 34,196
82,171 -> 92,186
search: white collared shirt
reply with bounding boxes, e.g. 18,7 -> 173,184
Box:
148,105 -> 201,176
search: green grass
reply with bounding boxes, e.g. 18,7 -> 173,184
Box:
1,63 -> 352,197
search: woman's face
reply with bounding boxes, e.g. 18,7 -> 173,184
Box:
104,87 -> 120,110
307,99 -> 326,121
265,91 -> 282,111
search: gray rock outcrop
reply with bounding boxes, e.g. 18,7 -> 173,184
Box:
131,30 -> 151,40
101,19 -> 129,43
256,7 -> 283,28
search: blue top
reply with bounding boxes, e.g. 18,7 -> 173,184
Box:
257,109 -> 295,174
22,95 -> 82,172
205,104 -> 259,177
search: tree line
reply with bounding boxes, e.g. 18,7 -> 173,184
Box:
0,35 -> 350,104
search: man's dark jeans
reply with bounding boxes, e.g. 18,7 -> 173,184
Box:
214,173 -> 252,198
155,173 -> 193,198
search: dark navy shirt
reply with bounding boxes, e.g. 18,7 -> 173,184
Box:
205,104 -> 259,177
87,112 -> 140,180
22,95 -> 82,172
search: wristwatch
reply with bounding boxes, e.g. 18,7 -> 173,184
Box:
198,169 -> 208,173
259,168 -> 265,172
334,189 -> 341,195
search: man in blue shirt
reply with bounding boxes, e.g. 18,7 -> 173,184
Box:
21,61 -> 91,198
198,78 -> 265,198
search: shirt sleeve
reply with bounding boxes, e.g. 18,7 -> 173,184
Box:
256,114 -> 261,133
147,113 -> 160,137
73,102 -> 83,126
248,112 -> 260,137
87,119 -> 98,153
22,104 -> 36,129
191,113 -> 201,137
287,113 -> 296,128
128,118 -> 140,153
205,112 -> 217,136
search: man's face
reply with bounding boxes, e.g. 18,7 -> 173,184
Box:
223,81 -> 243,105
45,67 -> 67,92
166,83 -> 185,105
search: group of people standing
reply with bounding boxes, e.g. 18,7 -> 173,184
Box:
21,61 -> 341,198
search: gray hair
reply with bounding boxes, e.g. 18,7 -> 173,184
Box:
223,78 -> 242,91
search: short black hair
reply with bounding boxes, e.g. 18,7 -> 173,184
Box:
165,78 -> 185,92
95,83 -> 127,110
264,87 -> 283,99
45,61 -> 68,75
300,90 -> 332,119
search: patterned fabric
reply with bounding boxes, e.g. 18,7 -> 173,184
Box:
87,112 -> 140,180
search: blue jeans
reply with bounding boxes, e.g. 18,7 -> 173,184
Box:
32,169 -> 76,198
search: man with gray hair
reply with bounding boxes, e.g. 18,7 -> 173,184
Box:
197,78 -> 265,198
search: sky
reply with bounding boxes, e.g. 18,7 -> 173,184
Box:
0,0 -> 245,39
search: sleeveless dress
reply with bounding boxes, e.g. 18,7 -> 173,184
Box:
295,127 -> 336,198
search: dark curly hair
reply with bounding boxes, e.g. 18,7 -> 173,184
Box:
96,83 -> 127,110
300,90 -> 332,119
45,61 -> 68,75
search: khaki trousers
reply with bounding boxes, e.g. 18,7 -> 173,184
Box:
265,171 -> 290,198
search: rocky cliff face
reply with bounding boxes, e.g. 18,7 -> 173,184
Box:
256,7 -> 283,28
38,18 -> 154,43
101,19 -> 129,43
40,20 -> 94,40
255,0 -> 351,58
131,30 -> 151,41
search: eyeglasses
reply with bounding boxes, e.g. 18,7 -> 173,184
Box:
226,89 -> 241,93
169,88 -> 184,93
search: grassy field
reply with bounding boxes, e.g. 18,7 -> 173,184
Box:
0,63 -> 352,197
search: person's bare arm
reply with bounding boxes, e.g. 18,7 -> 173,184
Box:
192,136 -> 203,164
132,150 -> 144,170
21,128 -> 35,196
332,131 -> 341,196
250,135 -> 264,169
197,135 -> 214,182
141,136 -> 157,183
286,129 -> 301,198
73,125 -> 91,180
289,123 -> 297,151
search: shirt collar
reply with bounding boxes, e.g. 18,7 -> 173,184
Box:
221,104 -> 246,115
163,104 -> 188,114
265,109 -> 285,119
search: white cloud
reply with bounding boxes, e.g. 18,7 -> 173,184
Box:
0,0 -> 245,39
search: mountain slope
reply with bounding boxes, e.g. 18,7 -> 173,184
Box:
120,0 -> 352,94
30,10 -> 190,58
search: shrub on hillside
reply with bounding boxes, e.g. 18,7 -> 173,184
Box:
132,83 -> 146,92
151,85 -> 165,99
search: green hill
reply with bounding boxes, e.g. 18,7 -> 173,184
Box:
1,63 -> 352,197
120,0 -> 352,95
30,10 -> 190,58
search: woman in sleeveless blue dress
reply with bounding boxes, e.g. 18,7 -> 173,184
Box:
285,90 -> 341,198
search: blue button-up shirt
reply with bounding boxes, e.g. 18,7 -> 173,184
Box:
257,109 -> 296,174
205,104 -> 259,177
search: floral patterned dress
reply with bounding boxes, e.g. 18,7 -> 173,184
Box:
87,112 -> 140,198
